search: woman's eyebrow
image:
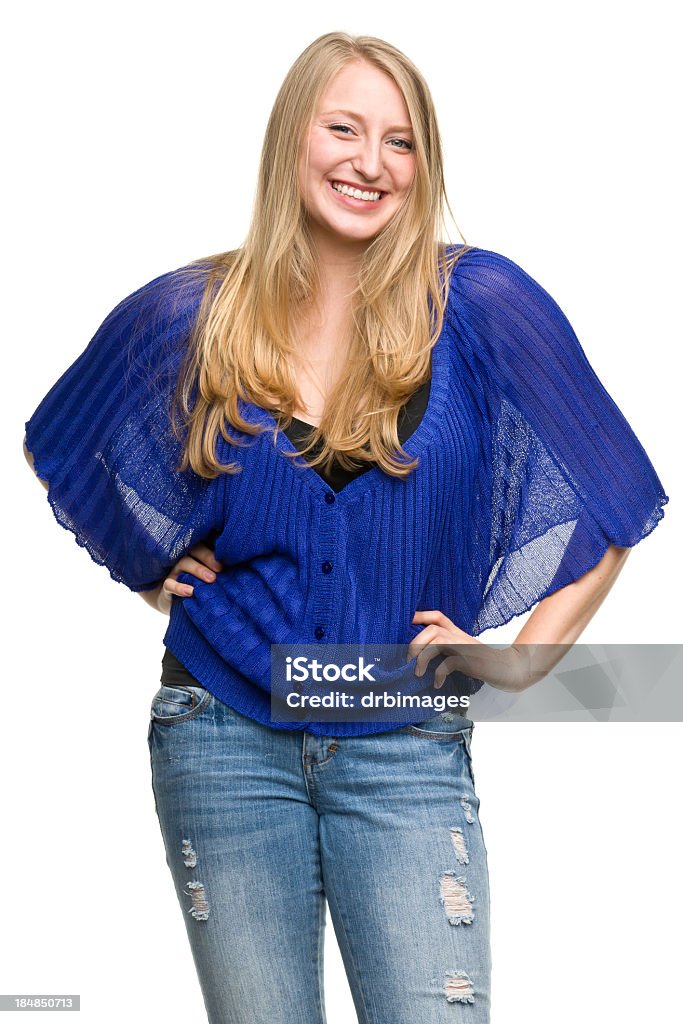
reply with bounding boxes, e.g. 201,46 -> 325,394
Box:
321,108 -> 413,133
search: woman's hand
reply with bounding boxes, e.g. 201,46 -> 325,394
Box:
153,542 -> 224,616
408,610 -> 544,694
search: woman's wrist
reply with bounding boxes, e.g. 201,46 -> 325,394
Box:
139,582 -> 170,615
459,643 -> 536,693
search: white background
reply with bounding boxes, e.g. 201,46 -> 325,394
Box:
3,1 -> 681,1021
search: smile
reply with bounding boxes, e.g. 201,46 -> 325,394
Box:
328,180 -> 385,205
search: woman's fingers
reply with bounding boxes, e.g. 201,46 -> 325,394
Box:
187,542 -> 224,574
162,575 -> 194,598
160,544 -> 225,602
176,553 -> 219,583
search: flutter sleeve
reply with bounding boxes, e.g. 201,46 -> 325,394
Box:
446,246 -> 669,634
24,262 -> 223,592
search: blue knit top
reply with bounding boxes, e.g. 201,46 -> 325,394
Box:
24,245 -> 669,735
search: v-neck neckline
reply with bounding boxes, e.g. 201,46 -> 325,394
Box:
247,323 -> 452,503
285,377 -> 431,432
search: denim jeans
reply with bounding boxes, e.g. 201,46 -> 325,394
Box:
147,682 -> 492,1023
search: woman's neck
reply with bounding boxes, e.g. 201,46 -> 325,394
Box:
308,229 -> 366,291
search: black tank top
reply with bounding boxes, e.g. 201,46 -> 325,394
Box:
272,377 -> 431,492
160,377 -> 431,684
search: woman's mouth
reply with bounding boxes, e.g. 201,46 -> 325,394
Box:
328,179 -> 386,208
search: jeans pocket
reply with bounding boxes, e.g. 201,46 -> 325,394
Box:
401,711 -> 473,741
150,684 -> 214,726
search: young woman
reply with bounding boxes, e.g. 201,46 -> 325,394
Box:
23,31 -> 668,1024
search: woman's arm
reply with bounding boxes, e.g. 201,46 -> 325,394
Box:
138,582 -> 167,613
512,543 -> 632,645
411,543 -> 634,692
503,542 -> 632,688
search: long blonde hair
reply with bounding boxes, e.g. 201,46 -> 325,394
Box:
167,31 -> 473,481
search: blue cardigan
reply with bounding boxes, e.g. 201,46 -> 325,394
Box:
24,246 -> 669,735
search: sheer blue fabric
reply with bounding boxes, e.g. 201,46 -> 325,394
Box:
446,248 -> 669,632
24,262 -> 223,592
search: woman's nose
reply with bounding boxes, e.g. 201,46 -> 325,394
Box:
350,140 -> 386,182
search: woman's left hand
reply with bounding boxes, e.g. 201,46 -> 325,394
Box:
408,610 -> 538,693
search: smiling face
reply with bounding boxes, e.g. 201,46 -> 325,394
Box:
298,59 -> 417,253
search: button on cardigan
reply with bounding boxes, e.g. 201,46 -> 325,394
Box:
24,246 -> 669,736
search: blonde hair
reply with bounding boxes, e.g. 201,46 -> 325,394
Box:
168,31 -> 473,481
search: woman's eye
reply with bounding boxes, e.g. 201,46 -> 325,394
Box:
328,125 -> 413,151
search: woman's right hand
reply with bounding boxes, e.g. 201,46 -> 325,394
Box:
152,542 -> 224,615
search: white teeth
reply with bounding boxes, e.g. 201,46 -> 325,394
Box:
331,181 -> 382,202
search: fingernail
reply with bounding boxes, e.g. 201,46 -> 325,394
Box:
204,570 -> 216,581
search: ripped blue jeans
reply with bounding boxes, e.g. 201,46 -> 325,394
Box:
147,683 -> 492,1023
